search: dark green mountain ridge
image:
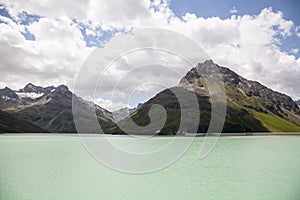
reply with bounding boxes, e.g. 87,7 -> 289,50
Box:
0,110 -> 47,133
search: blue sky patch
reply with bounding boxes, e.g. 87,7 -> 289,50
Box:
18,11 -> 41,25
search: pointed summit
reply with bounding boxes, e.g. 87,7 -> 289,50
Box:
0,87 -> 18,99
54,85 -> 69,93
196,59 -> 216,69
179,59 -> 222,86
25,83 -> 35,87
22,83 -> 43,93
20,83 -> 55,94
203,59 -> 215,65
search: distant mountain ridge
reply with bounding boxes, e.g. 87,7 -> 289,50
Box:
107,60 -> 300,134
0,83 -> 115,133
112,104 -> 143,122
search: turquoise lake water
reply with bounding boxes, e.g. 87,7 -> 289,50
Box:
0,135 -> 300,200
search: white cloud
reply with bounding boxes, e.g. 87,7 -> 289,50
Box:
0,0 -> 300,111
162,7 -> 300,99
0,15 -> 92,90
1,0 -> 166,31
93,50 -> 191,100
84,96 -> 131,111
0,15 -> 25,32
290,48 -> 299,54
85,28 -> 96,37
230,6 -> 238,14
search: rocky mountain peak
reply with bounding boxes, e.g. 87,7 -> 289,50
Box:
1,87 -> 14,93
204,59 -> 214,64
21,83 -> 55,94
198,59 -> 215,68
0,87 -> 18,99
180,60 -> 299,116
23,83 -> 40,93
180,59 -> 229,87
181,60 -> 236,82
16,83 -> 70,96
25,83 -> 35,88
55,85 -> 69,93
196,59 -> 218,75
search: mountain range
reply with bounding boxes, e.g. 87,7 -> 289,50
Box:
0,84 -> 114,133
1,60 -> 300,134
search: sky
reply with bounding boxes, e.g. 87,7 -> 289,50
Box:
0,0 -> 300,111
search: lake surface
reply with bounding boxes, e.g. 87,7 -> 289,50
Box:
0,135 -> 300,200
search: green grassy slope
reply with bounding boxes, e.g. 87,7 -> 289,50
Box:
252,111 -> 300,132
0,110 -> 47,133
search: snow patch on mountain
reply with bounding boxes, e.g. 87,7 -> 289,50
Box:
16,92 -> 45,99
1,96 -> 11,100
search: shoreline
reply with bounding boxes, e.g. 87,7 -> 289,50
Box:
1,132 -> 300,137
